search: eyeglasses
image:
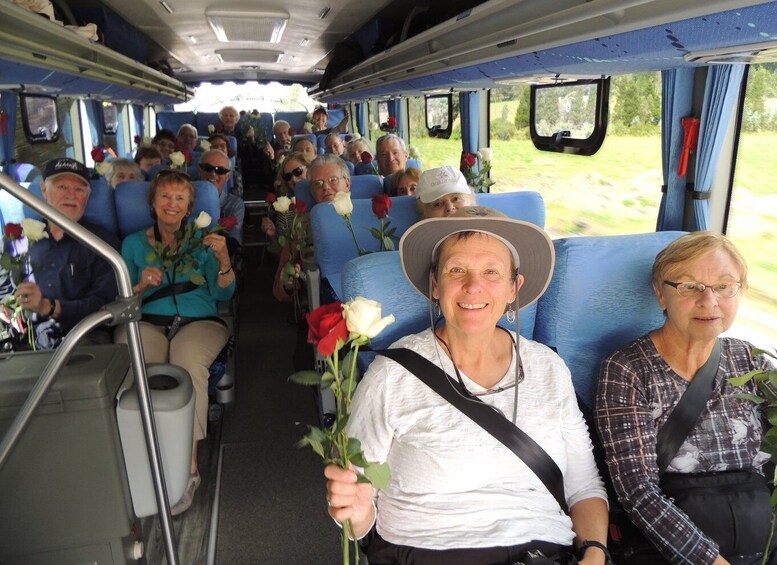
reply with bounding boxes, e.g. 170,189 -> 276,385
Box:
281,167 -> 305,182
156,169 -> 191,180
663,280 -> 742,298
310,176 -> 344,190
199,163 -> 230,176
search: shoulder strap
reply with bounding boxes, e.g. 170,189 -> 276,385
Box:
143,281 -> 198,305
655,339 -> 721,475
377,347 -> 569,514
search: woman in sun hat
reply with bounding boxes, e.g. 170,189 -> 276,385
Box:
416,165 -> 477,218
324,207 -> 609,565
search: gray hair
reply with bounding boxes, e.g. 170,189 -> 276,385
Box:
376,133 -> 407,153
106,158 -> 142,184
273,119 -> 290,133
308,154 -> 351,181
177,123 -> 198,137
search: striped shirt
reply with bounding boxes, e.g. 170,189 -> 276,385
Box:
595,335 -> 772,565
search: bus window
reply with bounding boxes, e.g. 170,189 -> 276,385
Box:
377,101 -> 389,128
726,63 -> 777,348
424,94 -> 453,139
79,100 -> 96,166
20,95 -> 60,144
489,72 -> 662,238
102,102 -> 118,135
408,95 -> 460,169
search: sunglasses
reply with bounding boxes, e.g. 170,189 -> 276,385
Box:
281,167 -> 305,182
199,163 -> 231,175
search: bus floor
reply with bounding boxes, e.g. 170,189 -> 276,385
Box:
140,252 -> 343,564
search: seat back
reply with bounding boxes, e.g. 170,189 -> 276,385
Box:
156,111 -> 196,134
114,180 -> 220,238
477,192 -> 545,228
23,178 -> 119,237
274,111 -> 308,131
195,112 -> 221,134
533,231 -> 686,408
13,163 -> 42,183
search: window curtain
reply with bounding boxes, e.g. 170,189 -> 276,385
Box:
656,69 -> 694,231
115,103 -> 128,158
689,65 -> 746,231
132,104 -> 144,140
63,102 -> 75,159
355,103 -> 368,138
0,90 -> 18,180
83,99 -> 104,148
460,91 -> 481,171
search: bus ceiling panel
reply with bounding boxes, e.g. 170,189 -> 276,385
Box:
0,0 -> 192,104
315,0 -> 777,102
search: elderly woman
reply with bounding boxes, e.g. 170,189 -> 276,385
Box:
389,166 -> 421,197
311,106 -> 349,134
416,165 -> 477,218
176,124 -> 199,154
152,129 -> 177,161
106,158 -> 143,188
595,232 -> 775,565
117,170 -> 235,515
275,151 -> 312,197
346,138 -> 373,166
326,207 -> 609,565
291,136 -> 318,162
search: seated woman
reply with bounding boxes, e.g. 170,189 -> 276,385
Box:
106,158 -> 143,188
275,151 -> 312,198
416,166 -> 477,218
152,129 -> 177,162
595,232 -> 776,565
207,133 -> 233,157
176,124 -> 199,155
116,170 -> 235,516
324,132 -> 345,157
326,206 -> 609,564
389,166 -> 421,196
134,146 -> 162,173
290,136 -> 318,162
345,138 -> 373,166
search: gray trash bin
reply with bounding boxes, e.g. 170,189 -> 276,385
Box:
116,363 -> 195,518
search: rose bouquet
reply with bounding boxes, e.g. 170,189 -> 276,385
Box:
290,298 -> 394,564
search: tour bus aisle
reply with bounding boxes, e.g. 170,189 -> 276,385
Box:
213,252 -> 342,563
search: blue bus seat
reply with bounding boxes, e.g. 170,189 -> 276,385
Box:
114,180 -> 219,239
477,192 -> 545,228
0,186 -> 26,228
195,112 -> 221,134
325,108 -> 346,129
354,162 -> 377,176
533,231 -> 686,408
13,163 -> 42,183
274,111 -> 308,131
23,177 -> 119,238
156,111 -> 196,134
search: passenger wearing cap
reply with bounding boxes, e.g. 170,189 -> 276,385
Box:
325,207 -> 609,564
14,158 -> 120,349
198,149 -> 244,245
416,165 -> 477,218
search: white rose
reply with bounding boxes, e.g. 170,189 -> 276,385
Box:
369,122 -> 379,131
273,196 -> 292,213
332,191 -> 353,217
207,124 -> 215,134
342,297 -> 395,340
478,147 -> 493,163
199,140 -> 211,152
408,146 -> 421,159
95,161 -> 112,177
351,133 -> 362,140
170,151 -> 186,167
194,211 -> 211,229
20,218 -> 48,243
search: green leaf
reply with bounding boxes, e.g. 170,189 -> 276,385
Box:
345,437 -> 363,458
369,227 -> 382,238
362,462 -> 391,489
277,235 -> 287,247
288,370 -> 323,386
350,451 -> 368,468
189,272 -> 206,285
386,227 -> 397,237
145,251 -> 158,263
383,237 -> 395,251
768,408 -> 777,427
753,348 -> 777,361
735,392 -> 767,404
729,370 -> 759,387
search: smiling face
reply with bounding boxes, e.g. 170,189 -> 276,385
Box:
152,181 -> 192,229
155,138 -> 176,160
176,127 -> 198,153
198,151 -> 231,194
376,137 -> 408,175
281,158 -> 307,190
309,162 -> 350,203
433,233 -> 521,338
42,174 -> 90,221
274,122 -> 291,148
220,108 -> 240,131
312,109 -> 328,130
655,249 -> 743,343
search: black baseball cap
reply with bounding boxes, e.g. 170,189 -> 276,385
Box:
43,158 -> 90,188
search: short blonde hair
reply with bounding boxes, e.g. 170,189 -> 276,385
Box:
652,231 -> 748,290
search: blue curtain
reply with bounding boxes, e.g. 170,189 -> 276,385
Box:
460,91 -> 481,172
115,104 -> 129,158
355,102 -> 368,137
0,90 -> 18,180
387,99 -> 406,139
656,69 -> 694,231
62,102 -> 75,159
132,104 -> 144,140
690,65 -> 746,231
83,99 -> 104,148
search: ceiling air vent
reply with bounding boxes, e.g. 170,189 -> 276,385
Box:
685,40 -> 777,64
215,49 -> 284,64
206,9 -> 289,43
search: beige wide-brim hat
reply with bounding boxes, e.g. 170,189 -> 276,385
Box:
399,206 -> 555,310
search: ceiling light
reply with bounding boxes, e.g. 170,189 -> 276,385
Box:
214,49 -> 284,64
299,38 -> 310,47
188,35 -> 197,44
318,7 -> 331,20
206,9 -> 289,43
159,1 -> 173,14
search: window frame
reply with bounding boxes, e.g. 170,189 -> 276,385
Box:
424,94 -> 453,139
101,102 -> 118,135
20,94 -> 61,144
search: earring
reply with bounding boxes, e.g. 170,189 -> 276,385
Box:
505,305 -> 516,324
433,300 -> 441,318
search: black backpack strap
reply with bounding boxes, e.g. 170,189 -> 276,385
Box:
142,281 -> 198,305
655,339 -> 721,475
377,347 -> 569,514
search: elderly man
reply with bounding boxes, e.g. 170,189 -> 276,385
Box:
14,158 -> 119,349
198,149 -> 244,245
176,124 -> 199,154
272,120 -> 292,155
375,133 -> 409,176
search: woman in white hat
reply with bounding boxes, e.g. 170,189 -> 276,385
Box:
416,166 -> 477,218
325,207 -> 609,564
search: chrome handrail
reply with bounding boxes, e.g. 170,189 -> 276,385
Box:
0,173 -> 180,565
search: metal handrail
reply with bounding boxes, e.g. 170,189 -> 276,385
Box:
0,173 -> 180,565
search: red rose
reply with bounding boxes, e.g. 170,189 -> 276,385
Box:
91,146 -> 105,163
218,215 -> 238,231
387,116 -> 397,129
134,135 -> 142,145
266,192 -> 277,204
460,152 -> 477,169
372,193 -> 391,219
291,199 -> 309,214
360,151 -> 374,164
183,151 -> 191,164
344,134 -> 353,142
307,302 -> 348,357
4,223 -> 23,240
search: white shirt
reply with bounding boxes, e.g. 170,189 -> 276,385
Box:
348,328 -> 606,550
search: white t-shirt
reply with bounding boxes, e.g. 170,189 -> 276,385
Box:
347,328 -> 606,550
